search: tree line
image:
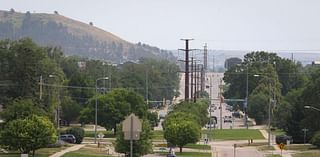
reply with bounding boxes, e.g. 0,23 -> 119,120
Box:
224,51 -> 320,146
0,38 -> 180,155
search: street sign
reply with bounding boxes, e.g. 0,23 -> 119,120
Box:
122,114 -> 142,157
279,143 -> 285,150
122,113 -> 142,140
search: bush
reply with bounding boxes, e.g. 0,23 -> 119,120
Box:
65,127 -> 84,144
311,131 -> 320,147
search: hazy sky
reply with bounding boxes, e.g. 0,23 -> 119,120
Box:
1,0 -> 320,51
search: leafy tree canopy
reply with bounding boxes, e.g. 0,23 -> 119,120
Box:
163,114 -> 200,153
0,115 -> 56,156
115,119 -> 153,157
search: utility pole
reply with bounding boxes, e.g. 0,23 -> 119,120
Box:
194,62 -> 197,101
212,55 -> 215,72
39,75 -> 43,100
180,39 -> 194,101
245,65 -> 249,129
190,57 -> 194,100
200,64 -> 205,92
197,64 -> 201,98
219,78 -> 223,129
146,70 -> 149,104
204,43 -> 208,71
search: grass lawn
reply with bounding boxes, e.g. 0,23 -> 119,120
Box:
62,147 -> 112,157
183,144 -> 211,150
152,130 -> 164,140
292,151 -> 320,157
286,144 -> 318,151
158,152 -> 211,157
202,129 -> 264,140
271,129 -> 286,136
84,131 -> 115,138
152,129 -> 264,141
0,145 -> 70,157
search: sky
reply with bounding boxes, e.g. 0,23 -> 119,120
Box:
1,0 -> 320,51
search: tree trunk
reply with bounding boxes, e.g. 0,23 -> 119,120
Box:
180,146 -> 182,153
114,124 -> 117,135
32,150 -> 35,157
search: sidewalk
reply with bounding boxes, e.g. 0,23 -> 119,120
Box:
259,129 -> 268,139
49,144 -> 85,157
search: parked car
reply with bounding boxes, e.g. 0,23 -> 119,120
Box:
60,134 -> 76,144
276,135 -> 293,144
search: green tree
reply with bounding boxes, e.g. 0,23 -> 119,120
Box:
172,101 -> 209,127
248,64 -> 282,124
68,72 -> 94,104
0,115 -> 56,156
311,131 -> 320,147
273,89 -> 302,132
291,69 -> 320,142
164,113 -> 200,153
118,58 -> 180,102
0,98 -> 46,122
0,38 -> 64,113
115,119 -> 153,157
162,111 -> 199,130
83,89 -> 148,134
60,96 -> 81,125
224,51 -> 305,99
146,112 -> 159,128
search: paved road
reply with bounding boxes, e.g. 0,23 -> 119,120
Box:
210,140 -> 264,157
205,73 -> 264,157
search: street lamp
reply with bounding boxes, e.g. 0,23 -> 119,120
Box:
235,64 -> 249,129
304,105 -> 320,112
95,77 -> 109,144
245,65 -> 249,129
253,74 -> 273,146
44,74 -> 61,141
48,74 -> 60,129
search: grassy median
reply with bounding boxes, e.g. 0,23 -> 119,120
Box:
202,129 -> 264,140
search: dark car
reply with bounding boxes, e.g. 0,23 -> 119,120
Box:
60,134 -> 76,144
276,135 -> 293,144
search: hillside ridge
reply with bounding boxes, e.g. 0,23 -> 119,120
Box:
0,10 -> 173,62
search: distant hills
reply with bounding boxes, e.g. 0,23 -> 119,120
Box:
0,10 -> 174,63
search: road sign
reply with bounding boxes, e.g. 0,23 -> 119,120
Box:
122,113 -> 142,140
279,143 -> 285,150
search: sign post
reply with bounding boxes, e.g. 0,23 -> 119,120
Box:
233,144 -> 237,157
122,114 -> 142,157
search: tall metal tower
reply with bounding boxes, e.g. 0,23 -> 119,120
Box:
204,43 -> 208,71
179,39 -> 194,101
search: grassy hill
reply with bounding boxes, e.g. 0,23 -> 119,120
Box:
0,10 -> 174,62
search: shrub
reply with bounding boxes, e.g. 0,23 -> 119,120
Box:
311,131 -> 320,147
65,127 -> 85,144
